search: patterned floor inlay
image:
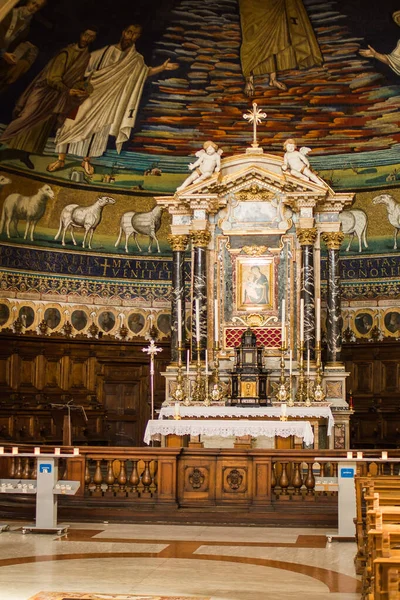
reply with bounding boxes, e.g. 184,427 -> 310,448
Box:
28,594 -> 211,600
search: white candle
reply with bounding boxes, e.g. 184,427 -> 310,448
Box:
54,448 -> 61,456
281,299 -> 286,346
214,298 -> 219,343
195,298 -> 200,343
289,350 -> 292,376
174,402 -> 180,417
12,447 -> 18,455
34,447 -> 40,455
316,297 -> 321,343
307,349 -> 310,377
73,448 -> 80,456
186,349 -> 190,375
357,452 -> 363,460
347,451 -> 353,459
177,298 -> 182,344
281,403 -> 287,417
381,451 -> 388,460
300,298 -> 304,343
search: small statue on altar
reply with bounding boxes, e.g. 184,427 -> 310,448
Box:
282,139 -> 325,187
177,141 -> 223,192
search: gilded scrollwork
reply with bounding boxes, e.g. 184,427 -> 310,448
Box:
242,245 -> 267,256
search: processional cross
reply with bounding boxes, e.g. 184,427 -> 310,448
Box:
243,102 -> 267,148
142,339 -> 163,421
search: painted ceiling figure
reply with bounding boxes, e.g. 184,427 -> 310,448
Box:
239,0 -> 323,95
0,0 -> 46,94
0,27 -> 97,155
48,24 -> 178,176
359,11 -> 400,76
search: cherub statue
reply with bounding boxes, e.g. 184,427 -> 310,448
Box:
177,141 -> 223,192
282,139 -> 325,186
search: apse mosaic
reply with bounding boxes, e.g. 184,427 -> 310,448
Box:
1,0 -> 400,340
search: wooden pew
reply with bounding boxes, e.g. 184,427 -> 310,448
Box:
363,527 -> 400,597
355,476 -> 400,574
371,550 -> 400,600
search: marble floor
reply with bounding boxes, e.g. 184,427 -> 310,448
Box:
0,521 -> 361,600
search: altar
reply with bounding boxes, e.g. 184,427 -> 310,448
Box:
154,102 -> 354,450
144,418 -> 314,447
156,404 -> 333,449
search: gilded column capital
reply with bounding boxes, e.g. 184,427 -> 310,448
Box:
190,230 -> 211,248
322,231 -> 344,250
167,234 -> 189,252
297,227 -> 318,246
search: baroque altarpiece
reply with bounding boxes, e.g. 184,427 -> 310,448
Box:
156,134 -> 354,449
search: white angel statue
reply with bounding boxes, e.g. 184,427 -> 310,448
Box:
177,140 -> 223,192
282,138 -> 325,186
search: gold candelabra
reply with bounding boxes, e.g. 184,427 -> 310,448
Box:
170,345 -> 187,404
276,343 -> 290,404
312,342 -> 326,402
192,343 -> 206,403
295,342 -> 307,403
210,342 -> 224,402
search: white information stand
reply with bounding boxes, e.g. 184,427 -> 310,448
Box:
0,452 -> 80,536
315,457 -> 357,541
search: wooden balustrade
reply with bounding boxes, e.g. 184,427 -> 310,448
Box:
1,447 -> 400,526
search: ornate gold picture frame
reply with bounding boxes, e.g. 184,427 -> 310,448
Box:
236,256 -> 274,312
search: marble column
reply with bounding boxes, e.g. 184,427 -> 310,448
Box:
168,234 -> 189,363
297,228 -> 317,360
322,232 -> 344,365
191,230 -> 211,360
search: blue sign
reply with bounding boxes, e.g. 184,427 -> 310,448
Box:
39,464 -> 52,474
340,468 -> 354,478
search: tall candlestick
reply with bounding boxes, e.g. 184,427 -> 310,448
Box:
214,298 -> 219,343
186,349 -> 190,375
307,349 -> 310,377
281,299 -> 286,346
205,349 -> 208,374
195,298 -> 200,343
316,297 -> 321,343
300,298 -> 304,343
289,350 -> 292,376
177,298 -> 182,344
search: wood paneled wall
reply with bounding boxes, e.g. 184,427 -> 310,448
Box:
0,333 -> 170,446
342,341 -> 400,449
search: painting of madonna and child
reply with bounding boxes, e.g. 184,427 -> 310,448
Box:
237,258 -> 273,312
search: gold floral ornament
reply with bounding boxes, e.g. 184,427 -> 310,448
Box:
236,185 -> 274,201
322,231 -> 344,250
190,230 -> 211,247
167,234 -> 189,252
297,227 -> 318,246
242,246 -> 267,257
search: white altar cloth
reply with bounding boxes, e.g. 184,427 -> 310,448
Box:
144,419 -> 314,446
159,405 -> 333,436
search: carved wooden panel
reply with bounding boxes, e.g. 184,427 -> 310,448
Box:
0,358 -> 8,386
380,361 -> 400,394
43,358 -> 61,388
20,358 -> 36,387
352,362 -> 374,394
178,457 -> 216,505
216,459 -> 251,504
